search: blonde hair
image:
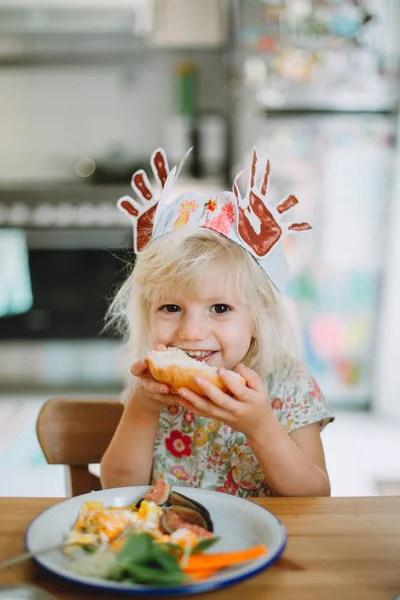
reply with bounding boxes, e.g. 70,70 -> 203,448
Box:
106,227 -> 300,382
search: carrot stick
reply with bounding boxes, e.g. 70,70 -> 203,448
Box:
188,568 -> 220,580
184,544 -> 268,573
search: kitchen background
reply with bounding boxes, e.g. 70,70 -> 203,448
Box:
1,0 -> 400,497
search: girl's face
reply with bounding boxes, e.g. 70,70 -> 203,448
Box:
149,269 -> 255,370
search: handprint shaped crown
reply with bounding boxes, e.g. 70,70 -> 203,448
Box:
117,147 -> 311,292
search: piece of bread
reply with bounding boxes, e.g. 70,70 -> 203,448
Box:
147,347 -> 246,396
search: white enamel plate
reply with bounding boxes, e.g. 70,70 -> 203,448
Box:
26,486 -> 286,595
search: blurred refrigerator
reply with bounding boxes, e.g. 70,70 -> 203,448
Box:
246,109 -> 397,409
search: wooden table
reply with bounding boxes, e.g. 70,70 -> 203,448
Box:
0,496 -> 399,600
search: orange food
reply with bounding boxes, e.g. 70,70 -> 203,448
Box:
189,567 -> 219,580
147,347 -> 245,396
183,544 -> 268,573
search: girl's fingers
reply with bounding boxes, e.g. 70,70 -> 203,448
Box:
178,398 -> 213,418
131,358 -> 174,396
196,378 -> 241,411
178,393 -> 226,420
235,364 -> 267,395
141,380 -> 180,405
130,344 -> 166,376
130,359 -> 149,377
131,355 -> 170,388
161,394 -> 181,405
217,368 -> 251,401
129,352 -> 181,407
142,378 -> 170,396
178,384 -> 236,418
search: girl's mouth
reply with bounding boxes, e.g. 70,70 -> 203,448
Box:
183,350 -> 216,362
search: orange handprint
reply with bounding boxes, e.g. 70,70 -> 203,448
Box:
117,149 -> 169,252
233,149 -> 311,257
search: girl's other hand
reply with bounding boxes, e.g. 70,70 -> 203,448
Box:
177,364 -> 273,442
130,344 -> 179,413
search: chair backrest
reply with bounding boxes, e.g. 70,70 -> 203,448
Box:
36,397 -> 123,497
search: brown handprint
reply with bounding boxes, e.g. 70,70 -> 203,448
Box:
117,149 -> 169,252
233,149 -> 311,257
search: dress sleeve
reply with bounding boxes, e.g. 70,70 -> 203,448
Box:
269,362 -> 335,434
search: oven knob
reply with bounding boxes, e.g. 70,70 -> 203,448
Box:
76,202 -> 96,227
97,202 -> 117,226
8,203 -> 30,226
32,203 -> 55,227
55,203 -> 75,227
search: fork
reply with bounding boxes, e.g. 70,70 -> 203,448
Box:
0,542 -> 93,571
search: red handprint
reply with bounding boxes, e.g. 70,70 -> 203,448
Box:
117,149 -> 169,252
233,149 -> 311,257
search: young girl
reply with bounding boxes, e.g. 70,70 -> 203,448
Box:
100,148 -> 334,498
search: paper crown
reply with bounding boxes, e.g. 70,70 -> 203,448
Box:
117,147 -> 311,292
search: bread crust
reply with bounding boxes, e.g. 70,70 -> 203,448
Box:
147,350 -> 246,396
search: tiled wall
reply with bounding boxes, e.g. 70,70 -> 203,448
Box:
0,50 -> 226,182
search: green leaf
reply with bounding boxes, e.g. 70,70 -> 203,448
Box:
107,532 -> 188,586
115,532 -> 153,564
150,543 -> 181,571
107,564 -> 132,581
123,563 -> 189,586
161,542 -> 182,551
81,544 -> 96,553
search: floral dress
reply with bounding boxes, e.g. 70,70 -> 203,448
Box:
149,361 -> 335,498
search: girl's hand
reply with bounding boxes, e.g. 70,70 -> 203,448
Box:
130,344 -> 180,414
177,364 -> 272,442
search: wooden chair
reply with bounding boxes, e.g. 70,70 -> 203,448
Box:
36,397 -> 124,497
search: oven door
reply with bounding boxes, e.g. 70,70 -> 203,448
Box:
0,228 -> 133,340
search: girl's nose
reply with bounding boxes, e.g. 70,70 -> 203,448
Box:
178,313 -> 208,341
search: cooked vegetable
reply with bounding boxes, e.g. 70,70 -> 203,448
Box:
106,533 -> 189,586
188,567 -> 219,580
183,545 -> 268,573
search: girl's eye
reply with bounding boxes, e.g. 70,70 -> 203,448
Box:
160,304 -> 181,313
211,304 -> 232,314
